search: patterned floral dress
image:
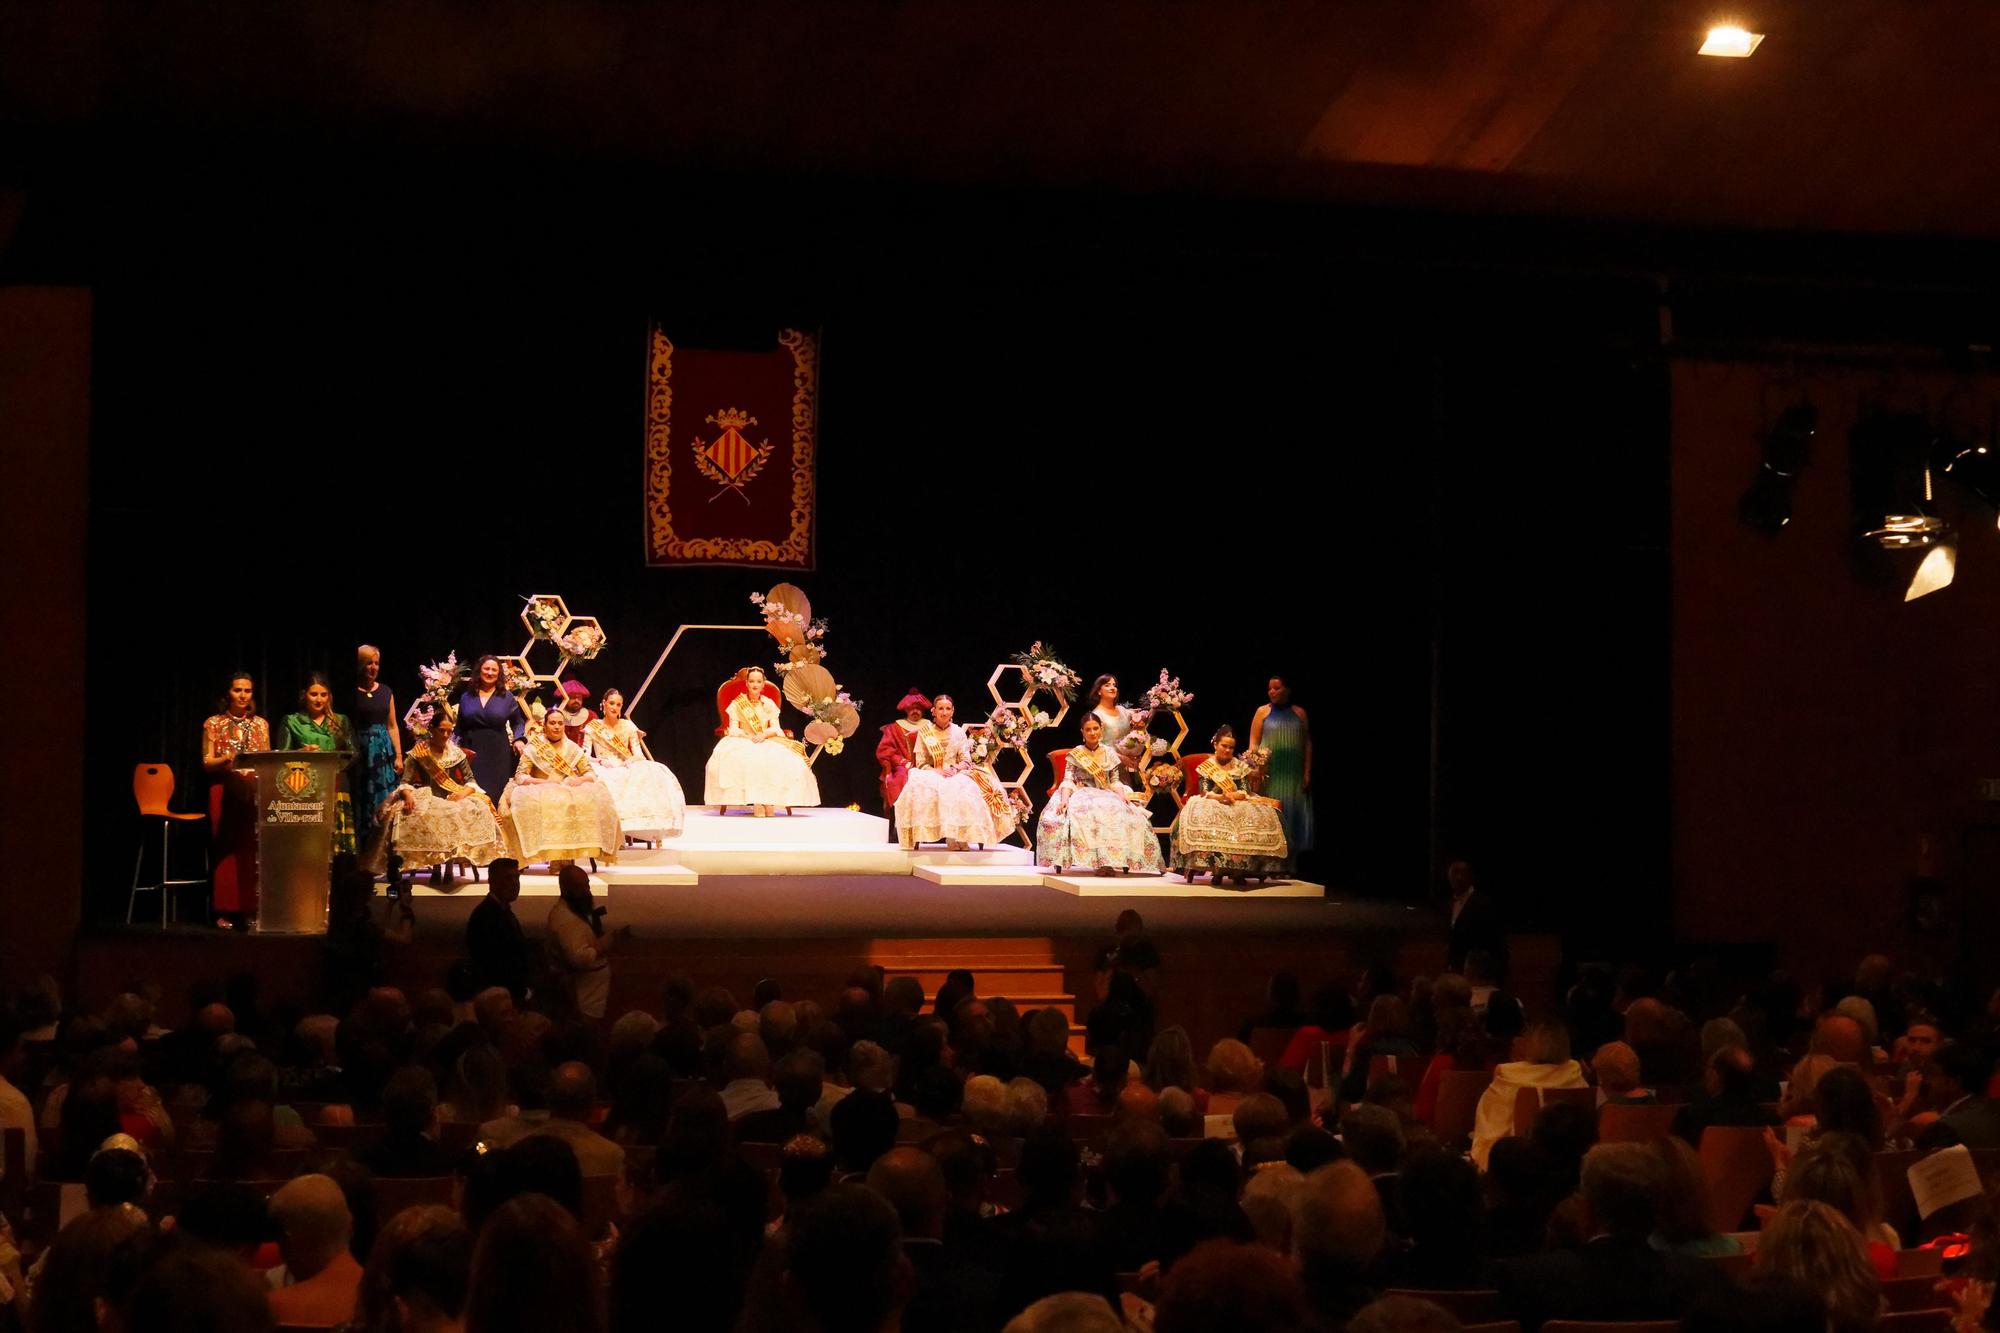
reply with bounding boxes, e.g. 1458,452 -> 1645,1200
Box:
584,717 -> 686,839
204,711 -> 270,915
281,711 -> 356,856
1169,757 -> 1292,880
501,734 -> 622,864
1036,743 -> 1165,873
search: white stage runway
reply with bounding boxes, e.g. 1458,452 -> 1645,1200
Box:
408,807 -> 1323,900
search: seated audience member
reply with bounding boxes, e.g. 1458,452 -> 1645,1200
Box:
1469,1021 -> 1588,1169
1496,1141 -> 1726,1330
1624,996 -> 1701,1088
523,1062 -> 625,1179
1680,1273 -> 1830,1333
125,1236 -> 276,1333
1285,1124 -> 1342,1175
996,1207 -> 1122,1320
611,1180 -> 764,1333
1812,1012 -> 1869,1065
362,1066 -> 460,1178
1069,1042 -> 1128,1115
1339,1104 -> 1406,1234
1779,1053 -> 1842,1122
464,1192 -> 602,1333
1167,1139 -> 1257,1266
1098,1119 -> 1188,1271
1339,995 -> 1421,1102
1673,1045 -> 1780,1145
1293,1161 -> 1389,1330
269,1173 -> 367,1328
778,1133 -> 838,1216
1143,1027 -> 1208,1111
779,1184 -> 910,1333
1392,1147 -> 1484,1289
1756,1199 -> 1886,1333
1781,1132 -> 1900,1275
1277,984 -> 1358,1074
1001,1293 -> 1125,1333
356,1204 -> 474,1333
717,1032 -> 780,1122
1649,1134 -> 1741,1257
30,1203 -> 154,1333
1592,1040 -> 1654,1105
1241,1162 -> 1307,1253
1239,971 -> 1305,1040
439,1042 -> 512,1126
1003,1077 -> 1050,1138
1019,1009 -> 1086,1099
601,1052 -> 673,1147
1801,1064 -> 1885,1149
735,1049 -> 824,1144
1153,1238 -> 1311,1333
961,1073 -> 1009,1136
1918,1039 -> 2000,1149
1231,1092 -> 1290,1151
1482,1135 -> 1557,1260
1203,1038 -> 1262,1118
869,1146 -> 1000,1333
922,1129 -> 1005,1272
831,1089 -> 902,1181
1346,1295 -> 1464,1333
1113,1081 -> 1159,1125
1158,1086 -> 1200,1139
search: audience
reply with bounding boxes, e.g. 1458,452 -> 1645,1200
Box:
1469,1021 -> 1587,1169
1756,1199 -> 1885,1333
464,1192 -> 602,1333
268,1173 -> 367,1327
356,1204 -> 474,1333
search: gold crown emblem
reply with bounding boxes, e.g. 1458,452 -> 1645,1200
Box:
707,407 -> 756,430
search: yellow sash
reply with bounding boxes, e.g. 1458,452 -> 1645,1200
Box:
916,721 -> 950,768
586,720 -> 634,763
412,746 -> 494,811
526,735 -> 582,779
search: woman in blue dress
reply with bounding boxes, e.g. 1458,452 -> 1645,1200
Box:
457,654 -> 527,800
351,644 -> 403,847
1248,675 -> 1313,855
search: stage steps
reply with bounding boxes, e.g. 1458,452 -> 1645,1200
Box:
871,940 -> 1088,1055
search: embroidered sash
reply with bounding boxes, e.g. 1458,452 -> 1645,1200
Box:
586,720 -> 634,763
412,746 -> 493,809
1197,757 -> 1241,796
526,734 -> 582,779
915,721 -> 950,769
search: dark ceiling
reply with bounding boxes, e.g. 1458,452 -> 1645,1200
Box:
7,0 -> 2000,239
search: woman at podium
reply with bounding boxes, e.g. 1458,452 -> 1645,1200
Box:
703,666 -> 819,817
202,671 -> 270,928
582,686 -> 685,841
281,673 -> 357,856
503,707 -> 622,866
384,705 -> 505,880
1035,713 -> 1164,876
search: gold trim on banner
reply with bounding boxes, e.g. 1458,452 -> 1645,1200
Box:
644,324 -> 817,567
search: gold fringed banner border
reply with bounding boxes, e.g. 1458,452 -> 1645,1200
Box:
643,324 -> 818,569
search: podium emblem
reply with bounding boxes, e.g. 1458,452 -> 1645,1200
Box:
692,407 -> 773,503
276,762 -> 321,801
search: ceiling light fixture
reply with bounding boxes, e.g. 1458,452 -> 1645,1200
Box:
1700,25 -> 1764,57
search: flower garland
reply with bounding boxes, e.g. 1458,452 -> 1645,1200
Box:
1010,641 -> 1082,704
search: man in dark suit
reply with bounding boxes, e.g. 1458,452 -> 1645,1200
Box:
463,859 -> 530,1001
1672,1045 -> 1778,1146
734,1049 -> 824,1145
1497,1141 -> 1728,1330
1918,1040 -> 2000,1150
1445,859 -> 1505,973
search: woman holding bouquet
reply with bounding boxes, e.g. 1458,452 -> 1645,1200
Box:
583,686 -> 685,841
1249,675 -> 1314,855
385,704 -> 507,878
1036,714 -> 1165,876
352,645 -> 403,847
1170,724 -> 1291,884
458,654 -> 528,800
503,706 -> 622,866
203,672 -> 271,927
280,673 -> 357,856
704,666 -> 820,816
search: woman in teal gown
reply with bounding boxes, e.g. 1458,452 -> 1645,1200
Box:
1248,675 -> 1313,855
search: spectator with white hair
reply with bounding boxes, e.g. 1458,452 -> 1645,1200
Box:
1003,1077 -> 1050,1137
269,1173 -> 366,1327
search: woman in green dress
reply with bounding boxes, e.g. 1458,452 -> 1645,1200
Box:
1248,674 -> 1313,855
282,672 -> 357,856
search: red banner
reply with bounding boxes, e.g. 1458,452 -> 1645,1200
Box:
643,324 -> 818,568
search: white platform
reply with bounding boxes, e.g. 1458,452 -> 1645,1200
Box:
1040,871 -> 1325,898
913,862 -> 1050,887
406,870 -> 608,899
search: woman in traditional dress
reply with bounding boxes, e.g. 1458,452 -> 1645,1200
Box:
895,692 -> 956,848
876,689 -> 929,822
583,687 -> 685,842
1170,724 -> 1292,885
704,666 -> 820,816
1036,714 -> 1165,876
280,672 -> 357,857
385,703 -> 506,881
1085,674 -> 1137,751
1248,675 -> 1314,856
503,706 -> 623,867
351,645 -> 402,849
202,671 -> 270,929
457,654 -> 527,801
940,702 -> 1022,850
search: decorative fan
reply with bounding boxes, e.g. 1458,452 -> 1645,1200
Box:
782,663 -> 836,712
762,583 -> 812,647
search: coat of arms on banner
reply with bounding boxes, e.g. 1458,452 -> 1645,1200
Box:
643,325 -> 818,569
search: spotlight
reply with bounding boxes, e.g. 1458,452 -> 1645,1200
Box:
1737,400 -> 1815,535
1905,542 -> 1957,601
1700,25 -> 1764,57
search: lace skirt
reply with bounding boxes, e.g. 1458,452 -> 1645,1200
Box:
895,767 -> 947,846
940,770 -> 1018,847
386,789 -> 507,868
704,736 -> 820,808
501,782 -> 623,863
1170,795 -> 1292,877
597,759 -> 686,838
1036,787 -> 1165,872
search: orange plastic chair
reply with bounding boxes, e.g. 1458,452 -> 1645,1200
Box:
1597,1102 -> 1681,1143
130,763 -> 208,925
1698,1124 -> 1774,1232
1432,1069 -> 1494,1149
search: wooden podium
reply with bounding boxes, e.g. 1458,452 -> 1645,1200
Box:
236,750 -> 349,935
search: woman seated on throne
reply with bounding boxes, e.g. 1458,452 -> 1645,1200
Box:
501,707 -> 622,866
382,704 -> 506,882
1170,724 -> 1292,885
583,687 -> 686,842
897,694 -> 1019,851
1036,713 -> 1165,876
704,666 -> 820,817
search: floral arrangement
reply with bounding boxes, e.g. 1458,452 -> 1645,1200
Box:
1117,731 -> 1170,762
798,688 -> 862,756
522,595 -> 568,639
556,622 -> 606,661
1011,641 -> 1082,703
403,697 -> 442,738
1246,746 -> 1272,774
987,706 -> 1052,749
965,728 -> 1002,767
415,651 -> 468,700
1143,669 -> 1194,712
1146,762 -> 1184,792
503,660 -> 537,694
1009,788 -> 1036,822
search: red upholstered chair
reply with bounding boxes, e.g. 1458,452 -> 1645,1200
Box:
1179,752 -> 1210,796
1432,1069 -> 1494,1151
714,669 -> 795,740
1046,749 -> 1071,797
